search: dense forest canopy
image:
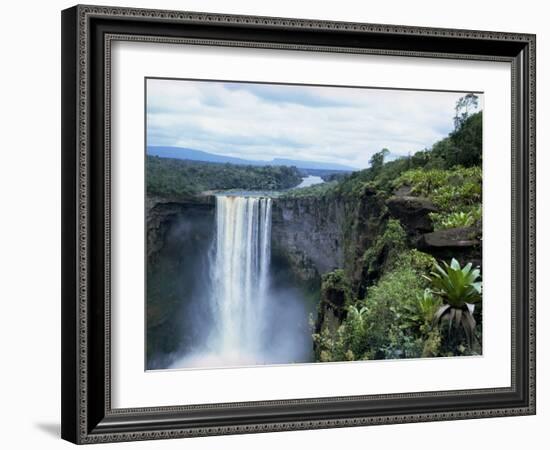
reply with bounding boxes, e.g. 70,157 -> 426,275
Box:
146,157 -> 303,197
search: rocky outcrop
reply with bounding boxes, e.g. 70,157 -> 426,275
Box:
386,191 -> 481,267
417,226 -> 482,267
386,195 -> 437,236
386,189 -> 482,266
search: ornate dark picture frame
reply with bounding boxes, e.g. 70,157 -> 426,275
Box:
61,4 -> 536,444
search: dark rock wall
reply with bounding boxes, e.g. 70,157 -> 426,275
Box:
271,196 -> 345,282
146,195 -> 215,368
386,195 -> 437,237
146,190 -> 482,367
417,226 -> 482,268
385,192 -> 482,267
147,195 -> 215,262
271,188 -> 387,287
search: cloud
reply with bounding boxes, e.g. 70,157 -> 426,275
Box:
146,79 -> 482,169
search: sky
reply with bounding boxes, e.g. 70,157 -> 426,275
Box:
146,78 -> 482,170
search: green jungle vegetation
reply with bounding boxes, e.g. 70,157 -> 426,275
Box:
303,94 -> 483,361
147,93 -> 483,363
147,157 -> 303,197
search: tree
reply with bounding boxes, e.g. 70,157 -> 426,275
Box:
450,111 -> 482,167
369,148 -> 389,176
453,93 -> 479,131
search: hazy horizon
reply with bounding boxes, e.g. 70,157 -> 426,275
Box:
146,78 -> 482,170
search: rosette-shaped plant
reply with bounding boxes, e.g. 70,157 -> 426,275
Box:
424,259 -> 482,346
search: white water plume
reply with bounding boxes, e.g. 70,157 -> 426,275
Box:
209,195 -> 272,356
169,193 -> 312,370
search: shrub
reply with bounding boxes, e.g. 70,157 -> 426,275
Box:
394,166 -> 482,229
401,289 -> 442,335
320,269 -> 353,306
313,250 -> 435,362
430,206 -> 481,230
361,219 -> 408,279
394,166 -> 481,209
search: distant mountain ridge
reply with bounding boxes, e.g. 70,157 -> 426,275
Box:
147,146 -> 357,172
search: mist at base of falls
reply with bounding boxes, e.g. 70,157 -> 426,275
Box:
162,194 -> 314,370
169,287 -> 313,369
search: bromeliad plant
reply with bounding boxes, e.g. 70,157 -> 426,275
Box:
401,289 -> 442,335
424,258 -> 482,346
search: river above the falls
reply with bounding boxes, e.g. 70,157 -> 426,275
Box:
296,175 -> 324,188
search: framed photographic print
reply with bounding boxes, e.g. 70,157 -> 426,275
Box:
61,4 -> 536,444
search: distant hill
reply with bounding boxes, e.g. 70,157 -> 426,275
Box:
147,146 -> 357,172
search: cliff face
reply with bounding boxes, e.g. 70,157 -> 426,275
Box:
147,195 -> 215,262
145,189 -> 482,367
146,195 -> 215,368
271,197 -> 345,282
271,188 -> 387,286
147,190 -> 385,300
272,188 -> 483,344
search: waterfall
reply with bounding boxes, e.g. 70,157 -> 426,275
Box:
208,194 -> 272,362
168,192 -> 312,370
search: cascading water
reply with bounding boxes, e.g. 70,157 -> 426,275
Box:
207,195 -> 272,361
169,193 -> 311,369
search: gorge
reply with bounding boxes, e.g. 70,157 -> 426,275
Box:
146,177 -> 482,369
145,191 -> 378,370
144,87 -> 484,366
148,193 -> 316,369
